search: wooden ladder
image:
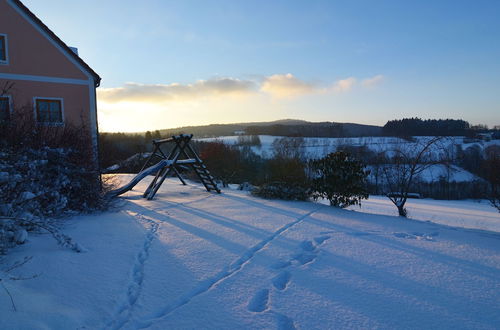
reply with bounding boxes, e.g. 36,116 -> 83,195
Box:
141,134 -> 220,200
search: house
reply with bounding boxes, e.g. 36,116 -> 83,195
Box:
0,0 -> 101,167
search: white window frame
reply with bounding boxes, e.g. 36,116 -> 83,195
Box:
0,94 -> 12,121
0,33 -> 8,65
33,97 -> 65,126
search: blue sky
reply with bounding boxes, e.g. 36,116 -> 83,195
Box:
23,0 -> 500,132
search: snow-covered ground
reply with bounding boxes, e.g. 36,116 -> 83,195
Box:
1,175 -> 500,329
344,196 -> 500,233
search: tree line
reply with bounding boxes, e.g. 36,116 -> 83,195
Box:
381,118 -> 500,137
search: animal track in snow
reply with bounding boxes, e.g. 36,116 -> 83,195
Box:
248,289 -> 270,312
105,212 -> 160,330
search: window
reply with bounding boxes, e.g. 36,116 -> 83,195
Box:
0,34 -> 7,64
35,98 -> 63,124
0,96 -> 10,121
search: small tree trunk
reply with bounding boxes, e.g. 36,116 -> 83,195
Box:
397,204 -> 407,217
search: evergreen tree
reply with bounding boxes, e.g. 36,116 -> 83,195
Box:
309,151 -> 369,208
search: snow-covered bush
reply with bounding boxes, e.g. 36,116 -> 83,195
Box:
0,218 -> 27,255
0,147 -> 107,254
0,147 -> 105,216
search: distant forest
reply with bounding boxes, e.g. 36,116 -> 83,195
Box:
153,118 -> 495,139
382,118 -> 471,136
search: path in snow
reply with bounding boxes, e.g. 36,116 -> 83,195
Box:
132,207 -> 321,329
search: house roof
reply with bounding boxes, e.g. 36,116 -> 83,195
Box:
11,0 -> 101,87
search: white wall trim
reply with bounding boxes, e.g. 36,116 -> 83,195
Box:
33,96 -> 65,126
0,33 -> 9,65
7,0 -> 93,80
0,72 -> 90,85
88,82 -> 99,167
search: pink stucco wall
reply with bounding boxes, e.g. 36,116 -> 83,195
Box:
3,79 -> 92,130
0,0 -> 88,79
0,0 -> 98,165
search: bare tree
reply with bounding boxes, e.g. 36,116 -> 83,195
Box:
0,80 -> 14,96
272,137 -> 305,159
383,136 -> 445,217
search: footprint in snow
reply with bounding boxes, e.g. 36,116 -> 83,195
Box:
300,240 -> 316,252
294,252 -> 317,265
314,235 -> 331,245
248,289 -> 270,312
275,312 -> 297,330
272,271 -> 291,291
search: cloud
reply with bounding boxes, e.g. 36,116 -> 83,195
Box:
97,77 -> 257,103
332,77 -> 357,93
361,74 -> 384,88
260,73 -> 315,98
98,73 -> 383,106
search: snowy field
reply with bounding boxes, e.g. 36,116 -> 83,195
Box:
197,135 -> 500,160
1,175 -> 500,329
345,196 -> 500,233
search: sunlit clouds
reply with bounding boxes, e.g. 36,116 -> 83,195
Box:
260,73 -> 315,98
361,75 -> 384,88
97,73 -> 385,132
98,78 -> 257,103
332,77 -> 357,93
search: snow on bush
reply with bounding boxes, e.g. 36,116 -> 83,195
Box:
0,147 -> 107,254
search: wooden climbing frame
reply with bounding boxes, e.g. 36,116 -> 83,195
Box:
140,134 -> 220,200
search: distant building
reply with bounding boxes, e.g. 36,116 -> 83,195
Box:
0,0 -> 101,166
234,130 -> 245,135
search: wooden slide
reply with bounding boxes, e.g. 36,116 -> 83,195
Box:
106,160 -> 171,197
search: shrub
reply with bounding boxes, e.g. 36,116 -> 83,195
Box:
0,147 -> 107,217
252,182 -> 311,201
0,147 -> 109,254
265,157 -> 308,186
309,151 -> 369,208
